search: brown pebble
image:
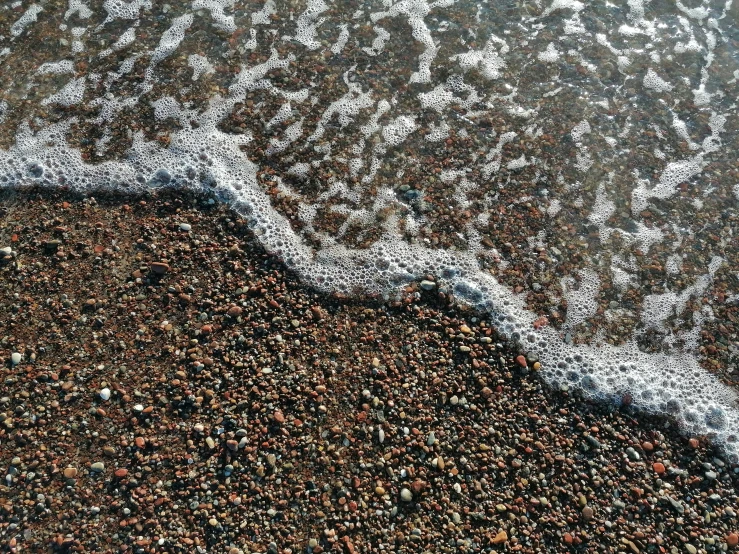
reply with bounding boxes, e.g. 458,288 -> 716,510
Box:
492,531 -> 508,544
653,462 -> 665,474
727,533 -> 738,547
274,410 -> 285,424
582,506 -> 594,520
515,355 -> 527,368
150,262 -> 169,274
63,467 -> 78,479
642,441 -> 653,452
114,468 -> 128,478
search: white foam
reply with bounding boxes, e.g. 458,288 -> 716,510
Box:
10,4 -> 43,37
2,0 -> 739,463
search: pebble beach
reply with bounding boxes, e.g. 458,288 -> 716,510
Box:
1,188 -> 738,554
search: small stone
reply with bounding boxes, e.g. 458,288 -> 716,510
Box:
90,462 -> 105,473
114,468 -> 128,478
274,410 -> 285,424
689,438 -> 700,448
308,538 -> 318,548
419,280 -> 436,290
99,388 -> 111,401
582,506 -> 594,520
426,431 -> 436,446
400,488 -> 412,502
726,533 -> 738,546
375,486 -> 386,495
653,462 -> 665,474
205,436 -> 216,449
449,395 -> 459,406
209,518 -> 219,527
63,467 -> 78,479
492,531 -> 508,544
642,441 -> 654,452
179,223 -> 192,231
227,305 -> 243,317
150,262 -> 169,275
459,325 -> 471,334
705,470 -> 718,480
10,353 -> 21,365
437,456 -> 445,470
515,355 -> 527,368
685,545 -> 697,554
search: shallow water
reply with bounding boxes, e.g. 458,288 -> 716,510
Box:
0,0 -> 738,458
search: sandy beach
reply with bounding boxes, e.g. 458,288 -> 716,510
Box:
0,188 -> 736,553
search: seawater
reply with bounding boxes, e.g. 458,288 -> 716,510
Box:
1,0 -> 738,459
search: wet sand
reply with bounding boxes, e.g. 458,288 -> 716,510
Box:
0,188 -> 738,554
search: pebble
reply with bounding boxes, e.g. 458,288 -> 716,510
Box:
99,388 -> 111,401
400,488 -> 413,502
685,545 -> 697,554
727,533 -> 738,546
179,223 -> 192,231
582,506 -> 594,521
150,262 -> 170,275
653,462 -> 665,474
63,467 -> 78,479
10,352 -> 21,365
90,462 -> 105,473
420,280 -> 436,290
114,468 -> 128,478
492,531 -> 508,544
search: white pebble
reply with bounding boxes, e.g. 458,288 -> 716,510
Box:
99,388 -> 111,401
400,488 -> 413,502
179,223 -> 192,231
10,353 -> 21,365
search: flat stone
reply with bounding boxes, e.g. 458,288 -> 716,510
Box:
492,531 -> 508,544
114,468 -> 128,478
90,462 -> 105,473
150,262 -> 170,274
63,467 -> 78,479
419,280 -> 436,290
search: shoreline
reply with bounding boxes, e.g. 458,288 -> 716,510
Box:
0,187 -> 738,553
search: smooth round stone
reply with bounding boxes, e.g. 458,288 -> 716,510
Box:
0,247 -> 12,256
10,353 -> 21,365
90,462 -> 105,472
99,388 -> 111,401
63,467 -> 78,479
400,488 -> 413,502
179,223 -> 192,231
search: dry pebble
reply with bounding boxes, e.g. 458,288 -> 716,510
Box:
0,189 -> 737,554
